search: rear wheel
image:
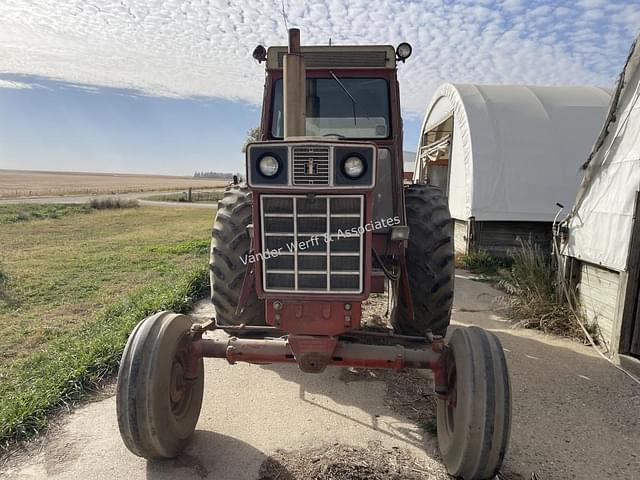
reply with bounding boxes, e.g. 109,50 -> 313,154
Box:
392,184 -> 454,336
437,326 -> 512,479
210,183 -> 265,325
116,312 -> 204,459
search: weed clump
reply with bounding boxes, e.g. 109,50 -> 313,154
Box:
500,241 -> 598,340
88,197 -> 139,209
0,204 -> 92,224
457,250 -> 513,277
146,239 -> 210,255
457,243 -> 598,341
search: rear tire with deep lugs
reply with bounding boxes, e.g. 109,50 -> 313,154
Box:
392,184 -> 454,336
209,183 -> 265,325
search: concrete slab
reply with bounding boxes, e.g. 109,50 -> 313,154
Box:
1,360 -> 447,480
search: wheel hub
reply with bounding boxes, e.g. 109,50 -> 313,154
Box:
169,346 -> 193,418
444,360 -> 457,433
170,360 -> 186,405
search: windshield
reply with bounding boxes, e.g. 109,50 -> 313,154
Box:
271,77 -> 390,139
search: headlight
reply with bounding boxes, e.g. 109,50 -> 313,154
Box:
343,156 -> 365,178
258,155 -> 280,177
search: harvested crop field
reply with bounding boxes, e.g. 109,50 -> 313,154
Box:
0,169 -> 227,198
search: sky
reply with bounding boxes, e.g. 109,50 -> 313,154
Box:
0,0 -> 638,175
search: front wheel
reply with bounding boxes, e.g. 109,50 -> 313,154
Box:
437,326 -> 512,479
116,312 -> 204,459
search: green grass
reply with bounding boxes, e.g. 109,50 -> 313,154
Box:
456,250 -> 513,278
0,204 -> 215,448
0,204 -> 93,224
0,200 -> 140,225
145,239 -> 210,255
0,267 -> 207,447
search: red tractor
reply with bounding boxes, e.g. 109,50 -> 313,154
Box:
116,30 -> 511,480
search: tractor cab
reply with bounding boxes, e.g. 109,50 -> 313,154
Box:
266,49 -> 396,141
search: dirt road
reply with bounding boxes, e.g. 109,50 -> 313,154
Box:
0,170 -> 226,199
0,191 -> 216,208
2,273 -> 639,479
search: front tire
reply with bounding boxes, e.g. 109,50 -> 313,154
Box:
116,312 -> 204,459
209,184 -> 265,325
392,184 -> 454,336
437,326 -> 512,479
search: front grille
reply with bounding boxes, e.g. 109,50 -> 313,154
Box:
292,146 -> 330,185
261,194 -> 363,293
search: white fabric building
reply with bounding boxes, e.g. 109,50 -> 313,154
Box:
562,36 -> 640,363
414,83 -> 611,255
566,56 -> 640,271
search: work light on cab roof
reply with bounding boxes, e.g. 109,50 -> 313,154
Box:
396,42 -> 412,62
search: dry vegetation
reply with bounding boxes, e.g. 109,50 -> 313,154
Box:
459,243 -> 599,341
88,197 -> 139,209
499,242 -> 598,340
0,169 -> 227,198
259,369 -> 442,480
259,441 -> 446,480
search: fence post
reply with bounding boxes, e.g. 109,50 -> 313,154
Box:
188,187 -> 192,202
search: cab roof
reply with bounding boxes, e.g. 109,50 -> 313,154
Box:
266,45 -> 396,70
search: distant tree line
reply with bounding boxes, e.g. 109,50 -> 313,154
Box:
192,127 -> 259,180
193,171 -> 234,179
242,127 -> 261,153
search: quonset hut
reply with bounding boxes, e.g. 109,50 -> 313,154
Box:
413,83 -> 611,256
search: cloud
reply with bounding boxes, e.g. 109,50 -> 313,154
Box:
0,78 -> 32,89
0,0 -> 637,114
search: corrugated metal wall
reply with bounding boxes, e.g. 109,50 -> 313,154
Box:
578,262 -> 620,348
474,221 -> 552,258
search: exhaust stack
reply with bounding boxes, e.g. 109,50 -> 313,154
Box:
283,28 -> 306,138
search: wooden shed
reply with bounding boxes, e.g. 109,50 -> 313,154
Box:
413,83 -> 611,257
561,35 -> 640,367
